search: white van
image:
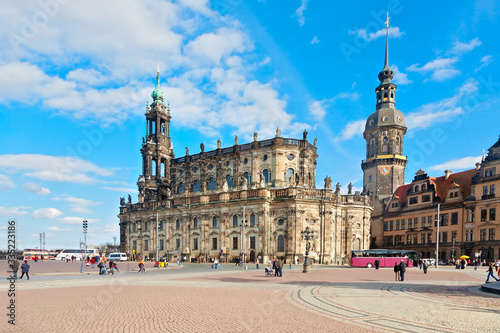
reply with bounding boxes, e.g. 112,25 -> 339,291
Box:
108,253 -> 128,261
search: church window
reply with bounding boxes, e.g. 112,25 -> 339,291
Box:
288,154 -> 294,160
212,237 -> 217,250
250,214 -> 256,226
159,221 -> 164,231
144,239 -> 149,251
232,237 -> 238,250
133,223 -> 137,232
145,222 -> 149,232
212,217 -> 218,228
208,177 -> 215,190
233,215 -> 238,227
152,160 -> 157,176
369,175 -> 373,183
278,218 -> 285,226
244,172 -> 250,184
226,175 -> 232,187
193,180 -> 199,192
263,169 -> 269,183
250,236 -> 256,249
176,238 -> 180,250
277,235 -> 285,251
244,158 -> 248,164
263,155 -> 268,161
193,218 -> 198,229
178,183 -> 185,194
353,238 -> 361,251
286,168 -> 294,182
193,238 -> 198,250
176,220 -> 180,230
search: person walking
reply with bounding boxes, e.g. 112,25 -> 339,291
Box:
399,260 -> 407,281
486,262 -> 499,283
393,261 -> 400,281
278,259 -> 283,277
374,259 -> 380,270
423,261 -> 428,274
256,257 -> 259,269
138,260 -> 145,273
20,260 -> 30,280
10,259 -> 20,279
274,259 -> 279,277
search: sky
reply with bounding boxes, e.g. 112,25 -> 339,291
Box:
0,0 -> 499,250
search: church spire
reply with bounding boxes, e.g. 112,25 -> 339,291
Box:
375,12 -> 396,110
151,68 -> 165,104
378,12 -> 394,84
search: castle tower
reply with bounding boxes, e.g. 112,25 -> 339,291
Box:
361,17 -> 407,204
138,70 -> 175,202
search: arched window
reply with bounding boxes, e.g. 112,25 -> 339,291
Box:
233,215 -> 238,227
415,185 -> 419,192
133,223 -> 137,232
370,139 -> 375,157
353,238 -> 361,251
422,184 -> 426,191
382,137 -> 388,153
263,169 -> 269,183
193,218 -> 198,229
152,160 -> 157,176
193,180 -> 199,192
161,162 -> 166,177
244,172 -> 250,184
250,214 -> 256,227
212,217 -> 218,228
179,183 -> 185,194
277,235 -> 285,252
391,92 -> 394,99
395,136 -> 401,154
383,92 -> 388,100
287,168 -> 294,182
209,177 -> 215,190
159,221 -> 164,231
226,175 -> 232,188
145,222 -> 149,232
176,219 -> 180,230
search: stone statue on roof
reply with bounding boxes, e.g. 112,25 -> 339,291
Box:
347,183 -> 353,195
303,129 -> 308,140
276,127 -> 281,137
253,131 -> 258,141
335,182 -> 341,194
217,139 -> 221,149
200,143 -> 205,153
235,135 -> 238,145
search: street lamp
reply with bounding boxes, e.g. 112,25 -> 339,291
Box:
240,207 -> 248,269
301,226 -> 316,273
81,219 -> 88,273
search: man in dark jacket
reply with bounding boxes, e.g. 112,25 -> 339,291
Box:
399,260 -> 407,281
11,259 -> 20,279
20,260 -> 30,280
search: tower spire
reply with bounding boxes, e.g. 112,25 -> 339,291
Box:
151,69 -> 165,104
384,12 -> 389,69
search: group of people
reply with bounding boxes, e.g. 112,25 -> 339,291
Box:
268,258 -> 284,277
9,259 -> 31,280
393,260 -> 407,281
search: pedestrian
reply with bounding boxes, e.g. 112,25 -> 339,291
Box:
138,260 -> 145,273
486,263 -> 499,283
374,259 -> 380,270
97,261 -> 103,275
66,255 -> 69,263
278,259 -> 283,277
393,262 -> 400,281
10,259 -> 20,279
214,258 -> 219,269
256,257 -> 259,269
297,257 -> 300,265
418,259 -> 423,270
494,259 -> 499,274
399,260 -> 406,281
274,259 -> 279,277
423,261 -> 428,274
20,260 -> 30,280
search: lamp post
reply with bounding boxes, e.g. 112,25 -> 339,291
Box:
81,219 -> 88,273
301,226 -> 316,273
435,203 -> 440,269
240,207 -> 247,269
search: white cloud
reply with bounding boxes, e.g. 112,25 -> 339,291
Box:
311,36 -> 320,44
407,57 -> 460,82
336,119 -> 366,142
0,206 -> 28,217
429,156 -> 482,172
348,27 -> 403,42
295,0 -> 308,26
308,100 -> 326,121
392,65 -> 412,85
475,55 -> 493,72
66,69 -> 109,86
449,38 -> 482,55
0,174 -> 16,191
47,226 -> 71,231
406,79 -> 479,131
53,196 -> 102,214
0,154 -> 113,184
22,182 -> 51,195
33,208 -> 63,219
58,217 -> 99,225
102,187 -> 139,193
185,28 -> 253,65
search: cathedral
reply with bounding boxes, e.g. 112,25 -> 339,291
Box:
118,70 -> 372,265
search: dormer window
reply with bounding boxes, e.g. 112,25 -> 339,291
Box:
421,184 -> 426,191
415,185 -> 419,192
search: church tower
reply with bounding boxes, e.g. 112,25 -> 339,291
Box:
361,18 -> 407,204
137,70 -> 175,202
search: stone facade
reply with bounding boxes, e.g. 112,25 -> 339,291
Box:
118,71 -> 372,265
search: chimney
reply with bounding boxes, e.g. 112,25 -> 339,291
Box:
444,170 -> 452,180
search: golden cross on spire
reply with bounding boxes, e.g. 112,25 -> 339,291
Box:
157,65 -> 160,74
385,12 -> 389,28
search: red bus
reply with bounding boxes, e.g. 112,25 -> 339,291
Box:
351,249 -> 419,268
22,249 -> 49,260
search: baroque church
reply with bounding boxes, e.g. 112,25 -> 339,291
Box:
118,69 -> 373,265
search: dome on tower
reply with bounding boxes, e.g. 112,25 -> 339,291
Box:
365,107 -> 406,132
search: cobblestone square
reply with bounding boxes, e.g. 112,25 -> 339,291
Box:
1,262 -> 499,333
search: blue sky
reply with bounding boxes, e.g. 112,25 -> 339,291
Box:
1,0 -> 499,249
